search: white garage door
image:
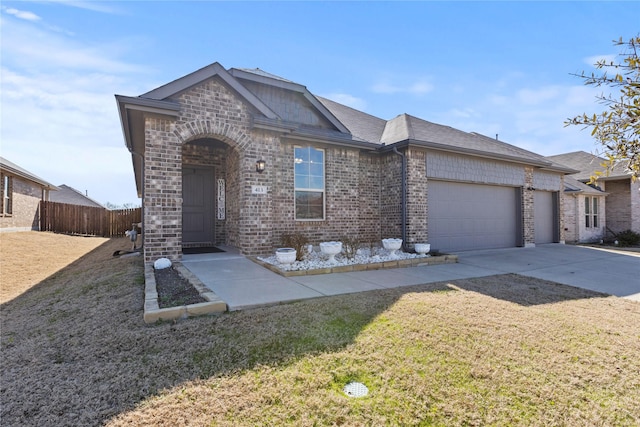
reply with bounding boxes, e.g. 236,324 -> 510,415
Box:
534,191 -> 555,244
427,181 -> 519,252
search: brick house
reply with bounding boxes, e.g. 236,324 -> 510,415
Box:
561,176 -> 608,243
0,157 -> 58,232
116,63 -> 574,264
548,151 -> 640,239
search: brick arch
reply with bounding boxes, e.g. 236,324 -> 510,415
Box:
173,120 -> 252,152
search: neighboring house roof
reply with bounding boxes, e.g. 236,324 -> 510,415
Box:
547,151 -> 631,181
0,157 -> 58,190
563,176 -> 607,195
49,184 -> 104,208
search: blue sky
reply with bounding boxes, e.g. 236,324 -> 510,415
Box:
1,1 -> 638,206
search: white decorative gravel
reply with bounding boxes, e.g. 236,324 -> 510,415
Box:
258,247 -> 429,271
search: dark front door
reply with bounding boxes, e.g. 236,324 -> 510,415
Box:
182,167 -> 214,245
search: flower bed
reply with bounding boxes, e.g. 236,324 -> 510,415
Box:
254,247 -> 458,277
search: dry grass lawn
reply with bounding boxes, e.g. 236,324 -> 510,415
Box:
1,232 -> 639,426
0,231 -> 108,303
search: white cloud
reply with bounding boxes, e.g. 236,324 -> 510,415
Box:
2,6 -> 41,21
39,0 -> 124,14
322,93 -> 367,111
0,14 -> 149,205
2,17 -> 149,74
516,86 -> 561,105
371,78 -> 433,95
449,107 -> 479,119
409,81 -> 433,95
428,77 -> 609,158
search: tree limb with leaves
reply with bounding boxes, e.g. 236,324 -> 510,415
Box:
566,36 -> 640,181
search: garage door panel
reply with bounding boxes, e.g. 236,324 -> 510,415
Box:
534,191 -> 554,244
428,181 -> 518,252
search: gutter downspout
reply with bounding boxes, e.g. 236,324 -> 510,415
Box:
392,147 -> 407,251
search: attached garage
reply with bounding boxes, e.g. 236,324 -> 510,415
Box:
427,180 -> 521,252
533,190 -> 559,244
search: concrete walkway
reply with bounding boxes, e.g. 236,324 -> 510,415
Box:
181,244 -> 640,311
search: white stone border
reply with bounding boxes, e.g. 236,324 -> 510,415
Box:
143,262 -> 227,324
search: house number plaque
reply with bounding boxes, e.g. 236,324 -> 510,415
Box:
251,185 -> 268,195
217,178 -> 225,220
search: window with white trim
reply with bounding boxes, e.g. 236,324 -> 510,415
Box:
294,146 -> 324,220
1,174 -> 12,215
585,196 -> 598,228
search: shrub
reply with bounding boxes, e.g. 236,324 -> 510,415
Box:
366,238 -> 380,256
280,232 -> 309,261
615,229 -> 640,247
341,236 -> 361,260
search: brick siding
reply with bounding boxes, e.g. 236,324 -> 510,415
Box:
0,176 -> 44,231
563,193 -> 606,243
603,179 -> 631,235
139,76 -> 568,263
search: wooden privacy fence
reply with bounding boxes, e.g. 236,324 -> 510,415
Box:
40,201 -> 141,237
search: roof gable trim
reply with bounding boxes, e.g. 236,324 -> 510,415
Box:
230,68 -> 351,134
140,62 -> 278,120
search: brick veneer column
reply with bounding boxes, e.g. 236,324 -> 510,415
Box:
380,153 -> 402,239
558,175 -> 566,244
406,148 -> 428,249
143,117 -> 182,264
358,153 -> 381,244
523,167 -> 535,247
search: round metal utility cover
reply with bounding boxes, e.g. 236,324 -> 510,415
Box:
343,382 -> 369,398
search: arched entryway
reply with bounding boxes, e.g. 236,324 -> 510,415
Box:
182,137 -> 240,249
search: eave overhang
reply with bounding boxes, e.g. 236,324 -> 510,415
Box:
380,139 -> 579,174
115,95 -> 181,197
0,162 -> 59,191
281,130 -> 381,151
253,116 -> 378,150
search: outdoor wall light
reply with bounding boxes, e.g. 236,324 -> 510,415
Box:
256,159 -> 266,173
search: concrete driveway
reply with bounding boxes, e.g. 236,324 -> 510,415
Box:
455,244 -> 640,301
182,244 -> 640,310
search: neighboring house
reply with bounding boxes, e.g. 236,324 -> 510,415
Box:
548,151 -> 640,239
49,184 -> 104,208
561,176 -> 607,243
0,157 -> 58,232
116,62 -> 575,263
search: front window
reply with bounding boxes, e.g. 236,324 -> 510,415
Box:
294,146 -> 324,220
2,174 -> 12,215
585,196 -> 598,228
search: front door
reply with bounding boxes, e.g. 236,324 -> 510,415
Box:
182,167 -> 214,245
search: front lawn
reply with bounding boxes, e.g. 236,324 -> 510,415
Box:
1,232 -> 638,426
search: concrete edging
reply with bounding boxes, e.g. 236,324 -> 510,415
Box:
143,262 -> 227,324
250,254 -> 458,277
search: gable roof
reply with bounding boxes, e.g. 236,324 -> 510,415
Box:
315,99 -> 574,172
49,184 -> 104,208
0,157 -> 58,190
564,176 -> 607,195
547,151 -> 631,181
141,62 -> 279,120
117,62 -> 578,186
229,68 -> 350,134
